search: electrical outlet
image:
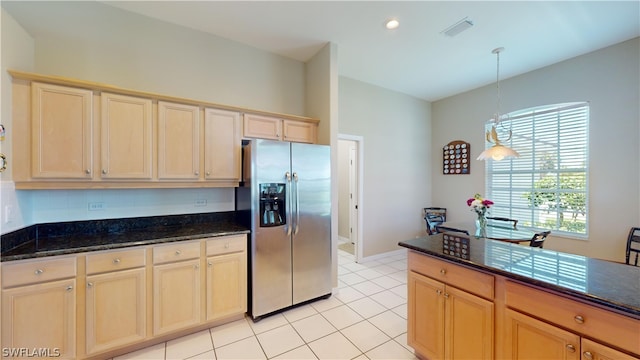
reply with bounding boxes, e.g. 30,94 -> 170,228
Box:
195,199 -> 207,207
5,205 -> 14,223
88,202 -> 106,211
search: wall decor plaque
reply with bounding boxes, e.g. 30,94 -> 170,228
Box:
443,140 -> 470,175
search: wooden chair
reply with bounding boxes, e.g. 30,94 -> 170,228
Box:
625,227 -> 640,266
530,231 -> 551,248
423,207 -> 446,235
487,216 -> 518,229
435,225 -> 470,236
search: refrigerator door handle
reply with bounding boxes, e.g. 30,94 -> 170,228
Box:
293,172 -> 300,235
285,171 -> 293,236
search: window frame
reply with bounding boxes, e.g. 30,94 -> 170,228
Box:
484,102 -> 590,239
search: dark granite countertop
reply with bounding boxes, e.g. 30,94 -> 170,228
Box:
399,234 -> 640,319
1,211 -> 250,262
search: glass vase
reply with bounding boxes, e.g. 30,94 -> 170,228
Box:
475,214 -> 487,237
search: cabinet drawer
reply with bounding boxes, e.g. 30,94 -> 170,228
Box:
206,235 -> 246,256
2,256 -> 77,288
505,280 -> 640,356
153,241 -> 200,264
86,247 -> 146,275
408,251 -> 494,300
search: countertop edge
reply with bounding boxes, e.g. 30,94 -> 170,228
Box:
1,230 -> 250,262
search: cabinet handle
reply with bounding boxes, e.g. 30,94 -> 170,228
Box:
113,258 -> 121,264
66,285 -> 74,292
444,293 -> 450,299
436,289 -> 442,295
208,262 -> 212,267
206,171 -> 211,176
195,171 -> 199,176
566,344 -> 576,353
440,269 -> 446,275
87,282 -> 94,288
85,169 -> 91,174
102,169 -> 107,174
194,264 -> 199,270
574,315 -> 585,324
583,351 -> 594,360
175,250 -> 182,255
34,269 -> 44,275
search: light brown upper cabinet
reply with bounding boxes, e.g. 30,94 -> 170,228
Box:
157,101 -> 201,180
243,113 -> 317,144
204,108 -> 242,182
31,82 -> 93,179
101,93 -> 153,179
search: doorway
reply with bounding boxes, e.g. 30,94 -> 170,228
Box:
338,135 -> 363,262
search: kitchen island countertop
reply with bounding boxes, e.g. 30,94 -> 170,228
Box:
399,234 -> 640,318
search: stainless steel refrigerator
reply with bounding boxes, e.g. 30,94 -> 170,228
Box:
237,139 -> 332,320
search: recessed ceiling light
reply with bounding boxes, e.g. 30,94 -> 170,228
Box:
385,18 -> 400,30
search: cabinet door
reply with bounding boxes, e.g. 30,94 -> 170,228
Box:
505,308 -> 580,360
85,268 -> 146,355
581,339 -> 639,360
408,271 -> 445,360
31,82 -> 93,179
206,252 -> 247,321
283,120 -> 316,143
446,285 -> 494,360
158,101 -> 200,180
243,114 -> 281,140
101,93 -> 152,179
204,108 -> 241,181
153,259 -> 201,335
1,279 -> 76,359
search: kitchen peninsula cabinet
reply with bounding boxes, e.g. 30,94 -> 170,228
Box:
31,82 -> 93,180
101,93 -> 153,179
243,113 -> 318,143
399,236 -> 640,360
1,256 -> 77,359
157,101 -> 200,180
84,248 -> 147,355
152,241 -> 201,336
408,252 -> 494,360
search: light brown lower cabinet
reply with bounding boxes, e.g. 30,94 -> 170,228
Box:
1,279 -> 76,359
408,270 -> 494,360
85,268 -> 146,355
0,234 -> 247,359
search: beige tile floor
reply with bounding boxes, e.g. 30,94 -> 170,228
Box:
114,248 -> 416,360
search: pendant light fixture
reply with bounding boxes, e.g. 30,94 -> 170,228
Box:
477,47 -> 520,161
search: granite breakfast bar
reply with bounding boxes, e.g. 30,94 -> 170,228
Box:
399,233 -> 640,360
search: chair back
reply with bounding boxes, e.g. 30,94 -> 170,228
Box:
625,227 -> 640,266
435,225 -> 470,236
530,231 -> 551,248
487,216 -> 518,229
424,207 -> 447,235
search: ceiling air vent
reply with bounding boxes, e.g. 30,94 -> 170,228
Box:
441,17 -> 474,37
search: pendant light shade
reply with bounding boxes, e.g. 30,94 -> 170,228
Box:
477,47 -> 519,161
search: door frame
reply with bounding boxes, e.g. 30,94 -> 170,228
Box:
338,134 -> 364,262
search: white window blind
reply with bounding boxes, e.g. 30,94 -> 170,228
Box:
485,102 -> 589,237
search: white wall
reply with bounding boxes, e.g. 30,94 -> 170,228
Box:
0,9 -> 35,233
432,38 -> 640,262
339,77 -> 431,258
0,2 -> 310,235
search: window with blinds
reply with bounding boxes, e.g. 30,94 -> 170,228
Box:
484,102 -> 589,237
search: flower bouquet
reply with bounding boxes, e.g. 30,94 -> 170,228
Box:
467,194 -> 493,230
